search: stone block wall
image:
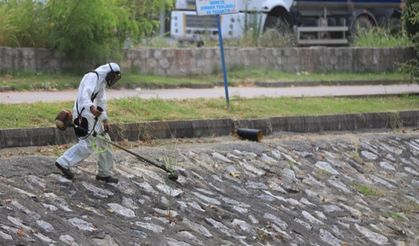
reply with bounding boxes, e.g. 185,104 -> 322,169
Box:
0,47 -> 83,72
0,46 -> 414,75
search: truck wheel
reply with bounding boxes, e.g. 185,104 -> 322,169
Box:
353,15 -> 374,34
264,15 -> 291,35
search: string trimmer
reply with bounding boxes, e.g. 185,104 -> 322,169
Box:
93,133 -> 179,181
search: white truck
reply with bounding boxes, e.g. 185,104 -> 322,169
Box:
170,0 -> 403,45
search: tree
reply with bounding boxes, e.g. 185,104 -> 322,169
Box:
118,0 -> 172,37
44,0 -> 140,63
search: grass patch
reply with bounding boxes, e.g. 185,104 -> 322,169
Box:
351,145 -> 363,163
0,69 -> 408,91
353,183 -> 384,196
0,71 -> 81,91
352,28 -> 413,48
315,169 -> 333,179
228,70 -> 407,83
396,200 -> 419,214
385,211 -> 406,220
0,96 -> 418,129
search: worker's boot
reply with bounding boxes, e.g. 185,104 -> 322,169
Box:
95,175 -> 118,184
55,162 -> 75,180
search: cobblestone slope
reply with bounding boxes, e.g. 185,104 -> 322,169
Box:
0,132 -> 418,245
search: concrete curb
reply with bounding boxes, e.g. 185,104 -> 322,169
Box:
0,111 -> 418,149
131,79 -> 413,90
253,80 -> 414,88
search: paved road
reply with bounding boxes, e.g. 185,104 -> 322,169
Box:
1,84 -> 419,104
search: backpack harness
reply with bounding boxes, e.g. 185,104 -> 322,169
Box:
74,71 -> 101,139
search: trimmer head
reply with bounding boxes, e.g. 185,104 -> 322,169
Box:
168,170 -> 179,181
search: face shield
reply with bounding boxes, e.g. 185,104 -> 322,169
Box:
105,63 -> 122,87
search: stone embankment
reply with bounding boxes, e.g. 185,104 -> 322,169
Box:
0,47 -> 413,75
0,131 -> 418,245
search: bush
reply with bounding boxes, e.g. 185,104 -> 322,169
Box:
0,0 -> 168,63
121,0 -> 169,37
44,0 -> 140,63
404,0 -> 419,37
0,0 -> 46,47
258,28 -> 295,47
402,0 -> 419,80
0,5 -> 18,46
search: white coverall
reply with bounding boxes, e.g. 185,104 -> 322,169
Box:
56,64 -> 118,177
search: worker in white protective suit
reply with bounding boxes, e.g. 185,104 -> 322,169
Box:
55,63 -> 122,183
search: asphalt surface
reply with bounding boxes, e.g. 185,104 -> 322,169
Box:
1,84 -> 419,104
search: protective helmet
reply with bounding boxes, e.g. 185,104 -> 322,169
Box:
105,62 -> 121,87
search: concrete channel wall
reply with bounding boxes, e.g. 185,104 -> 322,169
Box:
0,47 -> 414,75
1,111 -> 418,149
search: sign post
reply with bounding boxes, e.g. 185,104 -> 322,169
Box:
216,15 -> 230,110
195,0 -> 238,110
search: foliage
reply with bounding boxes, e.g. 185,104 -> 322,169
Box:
385,211 -> 405,220
351,27 -> 413,48
239,11 -> 294,48
404,0 -> 419,37
242,12 -> 264,46
139,36 -> 178,48
258,28 -> 295,47
0,0 -> 170,63
353,183 -> 383,197
44,0 -> 140,62
0,4 -> 18,46
119,0 -> 173,38
402,0 -> 419,81
0,0 -> 46,47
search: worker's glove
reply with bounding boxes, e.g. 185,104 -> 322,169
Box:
90,105 -> 102,118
